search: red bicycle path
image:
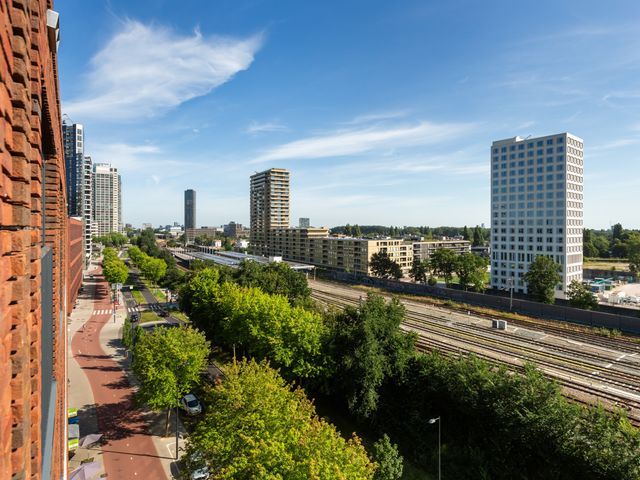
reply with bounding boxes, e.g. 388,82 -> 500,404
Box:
71,271 -> 167,479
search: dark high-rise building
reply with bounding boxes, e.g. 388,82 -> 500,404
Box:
185,189 -> 196,230
62,121 -> 84,217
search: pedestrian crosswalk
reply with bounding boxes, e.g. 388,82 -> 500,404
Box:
92,309 -> 115,316
126,306 -> 139,314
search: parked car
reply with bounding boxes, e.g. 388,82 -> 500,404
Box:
181,394 -> 202,416
185,451 -> 210,480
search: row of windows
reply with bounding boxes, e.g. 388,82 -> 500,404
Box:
492,252 -> 568,263
494,200 -> 567,209
493,227 -> 565,234
493,165 -> 565,177
492,137 -> 564,155
494,210 -> 569,218
492,182 -> 567,194
493,192 -> 566,202
492,146 -> 566,161
492,156 -> 565,167
493,218 -> 566,226
567,183 -> 583,192
567,146 -> 582,158
494,236 -> 565,244
492,173 -> 568,186
493,244 -> 565,253
568,155 -> 584,166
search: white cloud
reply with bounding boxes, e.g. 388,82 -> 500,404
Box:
344,110 -> 410,125
251,121 -> 475,163
64,20 -> 263,120
246,121 -> 288,134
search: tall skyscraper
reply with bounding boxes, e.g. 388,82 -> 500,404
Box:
62,122 -> 94,264
62,121 -> 84,216
490,133 -> 584,297
250,168 -> 290,255
93,163 -> 122,236
184,189 -> 196,230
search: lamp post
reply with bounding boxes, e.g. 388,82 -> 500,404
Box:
507,276 -> 514,311
428,416 -> 441,480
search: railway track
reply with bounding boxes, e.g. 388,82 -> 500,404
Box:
310,284 -> 640,425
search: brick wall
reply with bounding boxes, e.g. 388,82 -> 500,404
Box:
67,217 -> 82,313
0,1 -> 67,479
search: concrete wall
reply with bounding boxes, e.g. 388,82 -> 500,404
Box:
0,1 -> 67,478
320,271 -> 640,334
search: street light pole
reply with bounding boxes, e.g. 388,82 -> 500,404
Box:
428,416 -> 441,480
175,403 -> 179,460
507,277 -> 514,311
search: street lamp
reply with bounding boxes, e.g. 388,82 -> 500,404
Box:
428,417 -> 441,480
506,276 -> 514,311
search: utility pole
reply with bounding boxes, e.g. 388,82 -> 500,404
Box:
507,277 -> 514,311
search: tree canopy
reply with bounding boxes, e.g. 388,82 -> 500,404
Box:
567,280 -> 598,310
132,326 -> 210,434
101,247 -> 128,285
455,252 -> 489,291
429,248 -> 458,286
369,251 -> 403,280
185,359 -> 376,480
327,294 -> 416,418
524,255 -> 561,303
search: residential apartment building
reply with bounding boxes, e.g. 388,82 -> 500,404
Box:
0,4 -> 68,478
490,133 -> 584,296
223,221 -> 247,238
268,228 -> 414,275
413,239 -> 471,261
299,217 -> 310,228
184,189 -> 196,230
250,168 -> 290,255
93,163 -> 122,236
62,122 -> 93,264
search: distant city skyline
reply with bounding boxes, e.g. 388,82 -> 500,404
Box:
57,1 -> 640,229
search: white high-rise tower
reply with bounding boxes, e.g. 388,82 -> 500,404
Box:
490,133 -> 584,298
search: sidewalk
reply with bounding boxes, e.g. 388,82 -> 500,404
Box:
67,260 -> 185,479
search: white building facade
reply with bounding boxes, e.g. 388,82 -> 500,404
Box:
490,133 -> 584,297
92,163 -> 122,236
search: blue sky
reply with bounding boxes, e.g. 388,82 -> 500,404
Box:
57,0 -> 640,229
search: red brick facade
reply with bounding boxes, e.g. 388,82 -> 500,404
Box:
67,217 -> 82,313
0,1 -> 67,479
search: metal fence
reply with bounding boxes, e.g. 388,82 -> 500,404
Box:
319,270 -> 640,334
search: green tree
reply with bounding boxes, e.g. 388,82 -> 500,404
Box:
462,225 -> 470,241
409,259 -> 429,283
455,252 -> 489,291
524,255 -> 561,304
132,326 -> 210,436
372,434 -> 403,480
102,257 -> 128,285
354,224 -> 363,238
430,248 -> 458,286
234,260 -> 311,305
612,223 -> 624,242
625,233 -> 640,275
185,359 -> 375,480
370,251 -> 403,280
472,225 -> 484,247
141,256 -> 168,283
328,294 -> 416,418
566,280 -> 598,310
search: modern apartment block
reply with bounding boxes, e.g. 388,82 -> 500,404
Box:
184,189 -> 196,230
62,123 -> 93,264
299,217 -> 310,228
490,133 -> 584,296
0,4 -> 68,479
413,239 -> 471,261
250,168 -> 290,255
268,228 -> 414,275
93,163 -> 122,236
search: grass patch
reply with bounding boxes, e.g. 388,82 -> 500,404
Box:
139,310 -> 161,323
131,289 -> 146,305
141,278 -> 167,302
169,309 -> 190,323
